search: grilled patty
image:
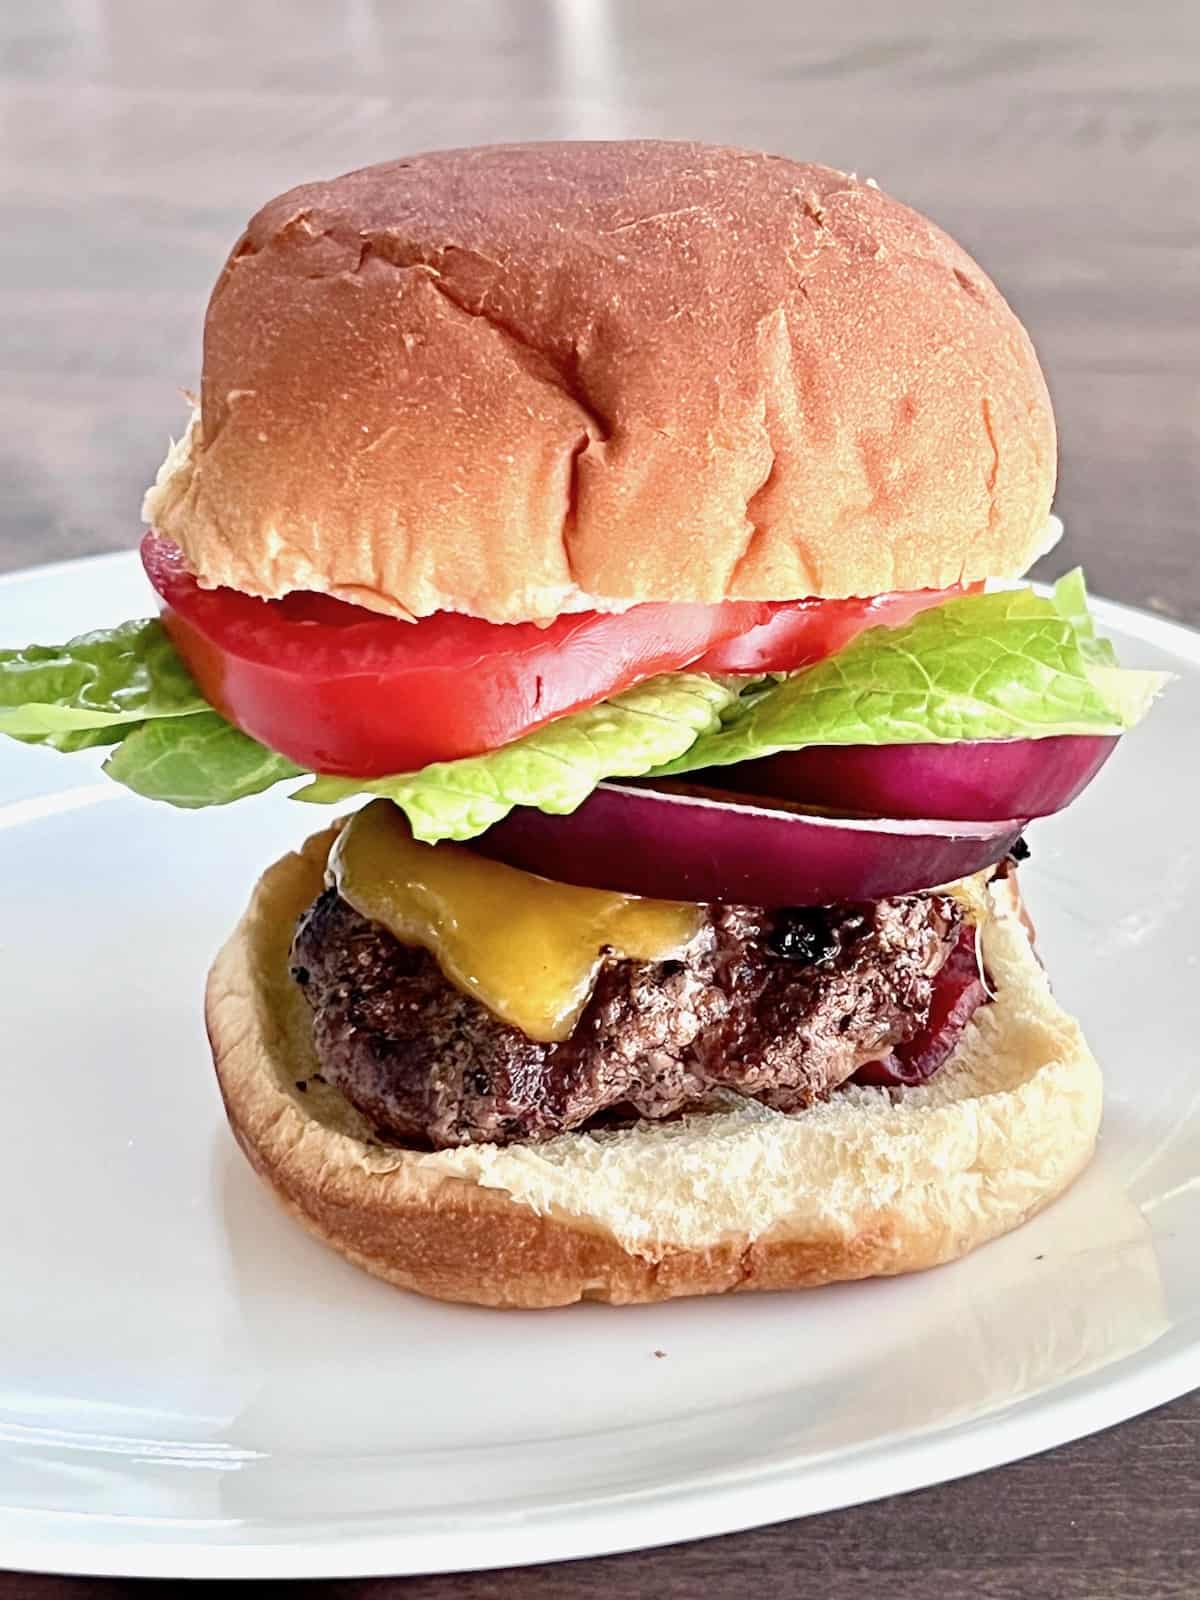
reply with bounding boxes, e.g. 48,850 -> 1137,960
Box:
290,887 -> 963,1149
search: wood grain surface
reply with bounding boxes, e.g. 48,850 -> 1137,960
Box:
1,3 -> 1197,1596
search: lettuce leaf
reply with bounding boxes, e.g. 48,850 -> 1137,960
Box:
652,574 -> 1167,779
102,712 -> 303,807
0,620 -> 208,750
1049,566 -> 1118,666
293,674 -> 741,842
0,616 -> 300,801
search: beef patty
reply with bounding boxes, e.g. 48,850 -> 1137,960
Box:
290,887 -> 964,1149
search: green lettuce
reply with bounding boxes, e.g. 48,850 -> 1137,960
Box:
1049,566 -> 1117,665
0,573 -> 1165,835
103,713 -> 304,808
0,620 -> 208,750
293,674 -> 742,842
0,618 -> 298,804
651,574 -> 1165,778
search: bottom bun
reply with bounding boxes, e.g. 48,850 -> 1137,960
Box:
207,826 -> 1102,1308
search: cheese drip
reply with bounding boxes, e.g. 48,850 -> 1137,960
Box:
329,800 -> 705,1042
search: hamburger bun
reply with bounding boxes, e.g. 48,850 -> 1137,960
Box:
207,826 -> 1101,1309
146,141 -> 1056,623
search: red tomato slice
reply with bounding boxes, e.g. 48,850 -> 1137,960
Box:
695,585 -> 972,674
143,534 -> 974,777
142,533 -> 772,776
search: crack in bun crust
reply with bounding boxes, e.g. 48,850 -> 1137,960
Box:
207,827 -> 1101,1308
147,142 -> 1057,622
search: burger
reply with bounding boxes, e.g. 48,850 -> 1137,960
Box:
0,142 -> 1165,1307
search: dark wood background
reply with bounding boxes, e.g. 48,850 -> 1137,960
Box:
2,3 -> 1197,1595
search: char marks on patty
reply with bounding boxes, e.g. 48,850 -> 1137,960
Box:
290,888 -> 963,1149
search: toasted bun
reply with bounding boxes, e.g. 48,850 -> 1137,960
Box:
147,142 -> 1056,623
207,827 -> 1100,1308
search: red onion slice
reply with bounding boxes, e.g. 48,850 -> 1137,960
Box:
725,735 -> 1118,822
470,783 -> 1025,907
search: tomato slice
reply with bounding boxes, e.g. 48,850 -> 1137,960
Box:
142,533 -> 771,776
695,585 -> 972,674
142,535 -> 974,777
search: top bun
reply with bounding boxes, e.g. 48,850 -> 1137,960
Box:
145,141 -> 1057,623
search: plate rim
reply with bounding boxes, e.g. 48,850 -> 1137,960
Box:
3,1332 -> 1198,1579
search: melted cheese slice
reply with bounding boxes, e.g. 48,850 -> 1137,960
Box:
329,800 -> 705,1042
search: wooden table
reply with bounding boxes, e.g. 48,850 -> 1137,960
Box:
2,3 -> 1197,1595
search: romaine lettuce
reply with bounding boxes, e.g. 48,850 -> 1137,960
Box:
651,575 -> 1166,778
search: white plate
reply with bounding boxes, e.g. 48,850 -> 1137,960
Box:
1,552 -> 1198,1580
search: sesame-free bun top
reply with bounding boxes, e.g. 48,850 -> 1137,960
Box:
144,141 -> 1057,623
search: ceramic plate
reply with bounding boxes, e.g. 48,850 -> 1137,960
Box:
1,553 -> 1197,1578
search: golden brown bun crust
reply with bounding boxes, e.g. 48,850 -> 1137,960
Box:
149,142 -> 1056,622
207,827 -> 1101,1308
